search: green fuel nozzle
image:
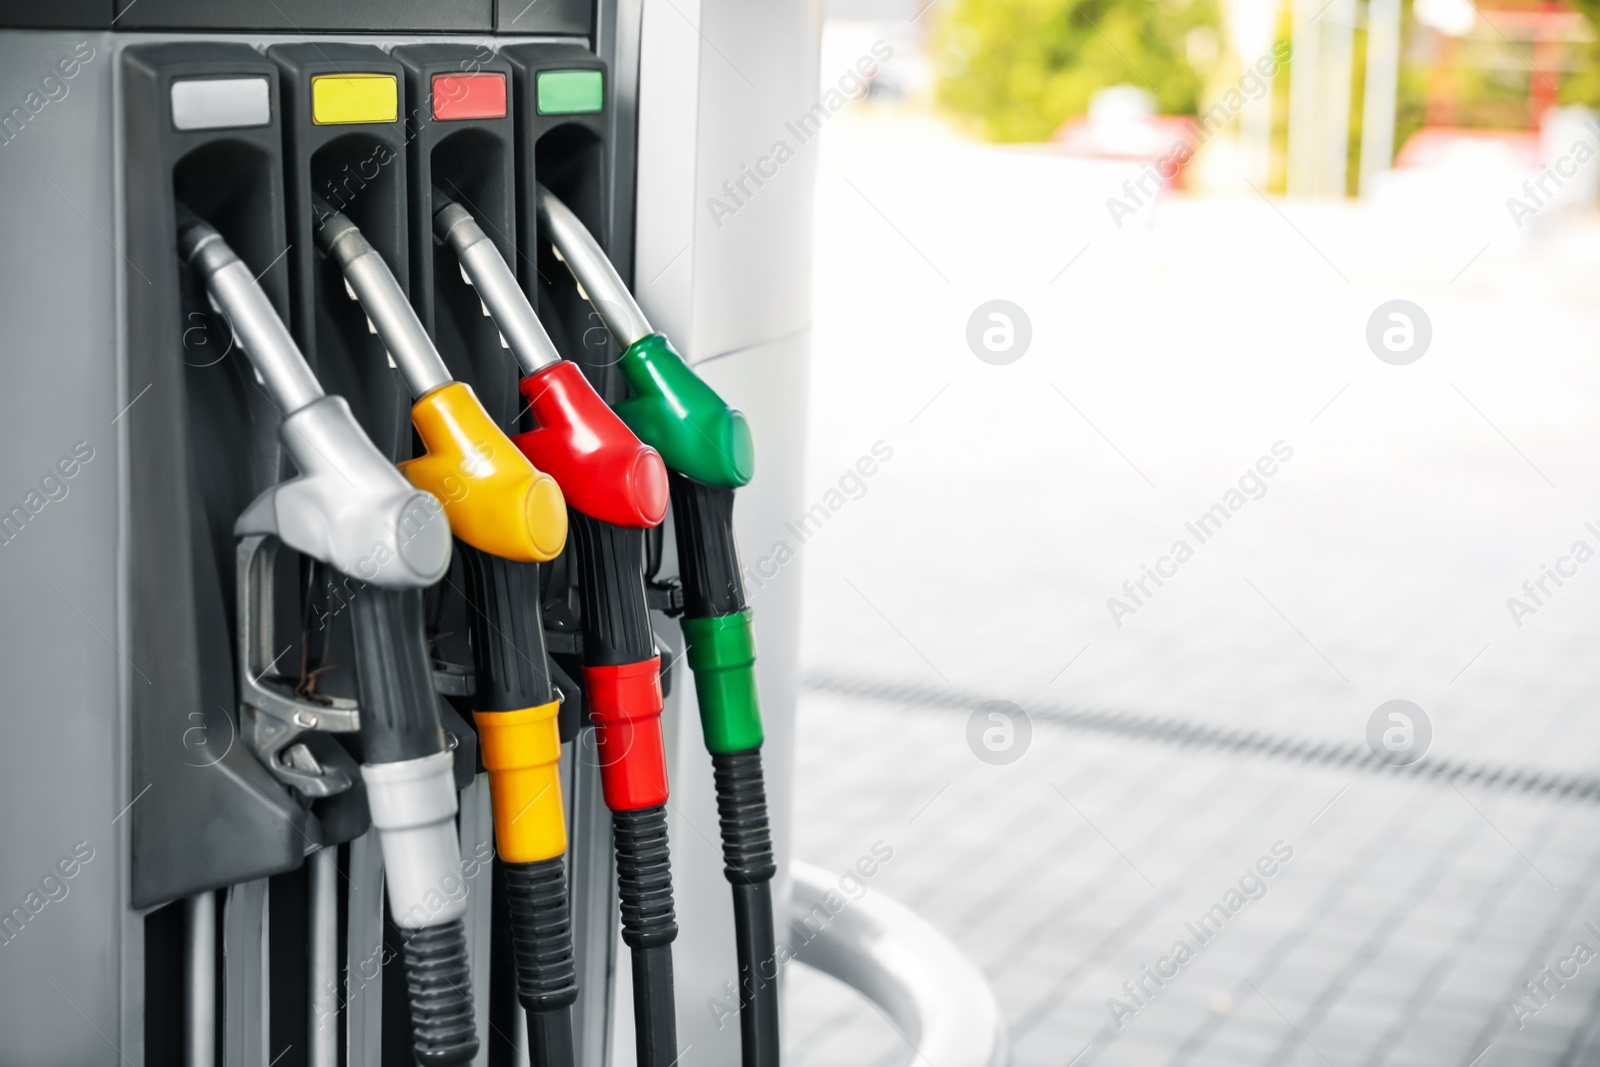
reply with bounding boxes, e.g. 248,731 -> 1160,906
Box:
534,185 -> 755,489
536,186 -> 778,1067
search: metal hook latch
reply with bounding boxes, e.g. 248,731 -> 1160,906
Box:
237,534 -> 362,798
432,659 -> 475,698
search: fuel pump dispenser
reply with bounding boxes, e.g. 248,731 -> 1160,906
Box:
432,189 -> 682,1067
535,187 -> 779,1067
0,8 -> 821,1065
179,214 -> 479,1066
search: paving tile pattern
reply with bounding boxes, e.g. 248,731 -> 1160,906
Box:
782,692 -> 1600,1067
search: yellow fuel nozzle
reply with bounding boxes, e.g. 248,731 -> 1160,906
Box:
400,382 -> 568,563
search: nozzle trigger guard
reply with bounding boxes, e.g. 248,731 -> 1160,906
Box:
236,534 -> 361,799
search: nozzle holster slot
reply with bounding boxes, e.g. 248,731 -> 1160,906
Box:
124,42 -> 310,908
505,45 -> 620,400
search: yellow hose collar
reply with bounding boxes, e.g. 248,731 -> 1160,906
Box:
474,700 -> 566,863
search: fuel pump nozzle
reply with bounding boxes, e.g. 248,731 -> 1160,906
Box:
435,189 -> 685,1067
312,200 -> 585,1063
436,191 -> 669,527
180,216 -> 451,588
534,185 -> 754,488
536,187 -> 779,1067
182,214 -> 480,1067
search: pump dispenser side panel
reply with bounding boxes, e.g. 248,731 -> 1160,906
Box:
0,29 -> 123,1064
123,43 -> 309,908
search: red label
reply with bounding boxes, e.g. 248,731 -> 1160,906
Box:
432,73 -> 507,121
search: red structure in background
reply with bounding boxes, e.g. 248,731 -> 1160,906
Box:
1530,0 -> 1567,120
1423,0 -> 1586,129
1052,110 -> 1200,188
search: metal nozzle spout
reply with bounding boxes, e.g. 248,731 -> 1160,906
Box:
534,183 -> 653,350
312,198 -> 455,399
179,211 -> 325,415
432,192 -> 564,376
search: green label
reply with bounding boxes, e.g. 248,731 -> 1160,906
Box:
536,70 -> 603,115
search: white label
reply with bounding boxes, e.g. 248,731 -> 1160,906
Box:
170,77 -> 270,131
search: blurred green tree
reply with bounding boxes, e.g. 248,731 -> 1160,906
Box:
1560,0 -> 1600,106
934,0 -> 1223,141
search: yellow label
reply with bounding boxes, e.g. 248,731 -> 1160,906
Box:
311,74 -> 398,125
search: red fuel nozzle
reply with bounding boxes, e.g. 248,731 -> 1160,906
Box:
514,362 -> 669,530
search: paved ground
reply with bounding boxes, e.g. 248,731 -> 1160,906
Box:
784,691 -> 1600,1067
779,88 -> 1600,1067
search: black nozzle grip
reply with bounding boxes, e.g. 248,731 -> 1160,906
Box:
350,584 -> 446,764
570,511 -> 657,666
668,473 -> 745,618
613,805 -> 679,1067
504,857 -> 578,1013
715,750 -> 780,1065
401,919 -> 479,1066
712,749 -> 777,885
457,543 -> 554,711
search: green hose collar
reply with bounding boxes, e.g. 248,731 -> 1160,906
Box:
681,610 -> 763,753
615,333 -> 755,488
